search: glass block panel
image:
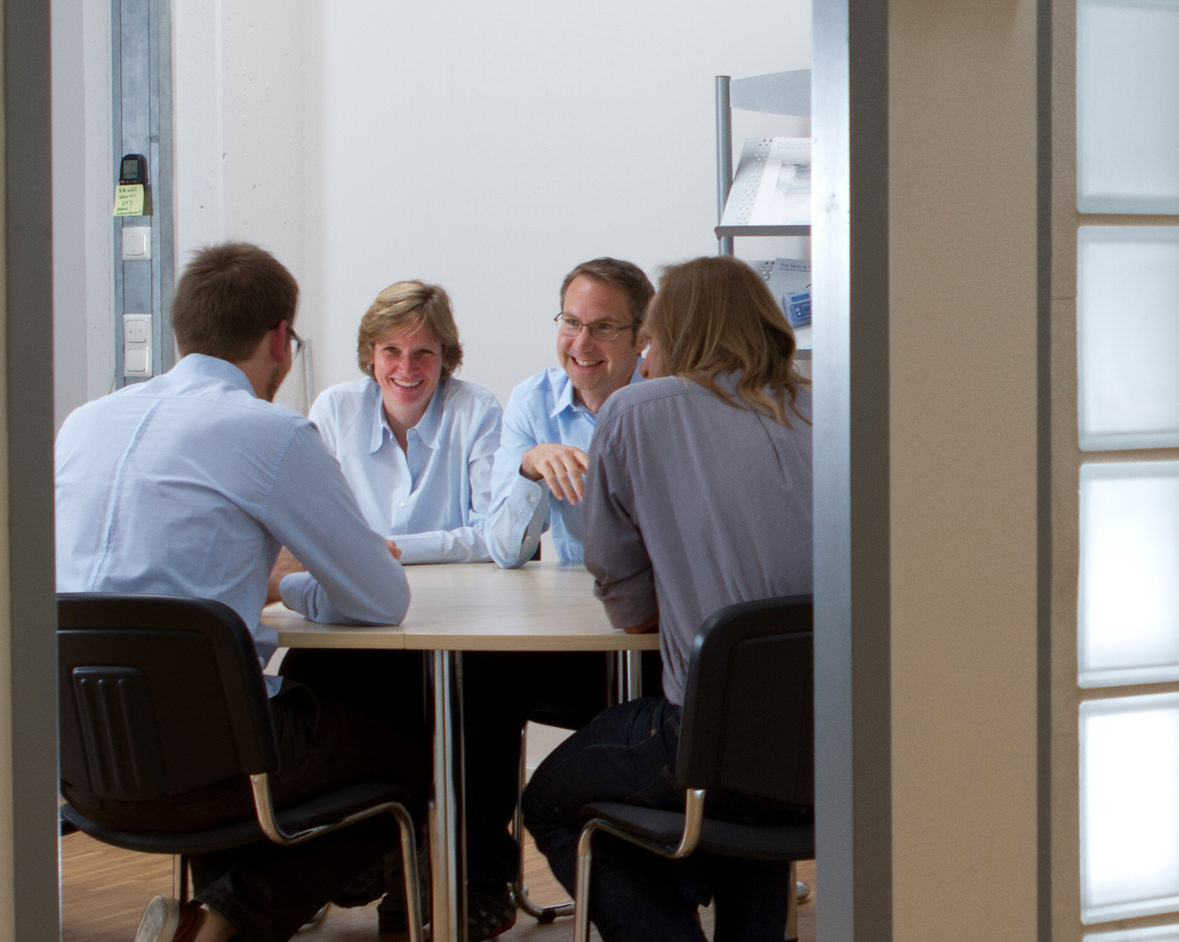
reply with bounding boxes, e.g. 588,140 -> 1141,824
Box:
1077,227 -> 1179,451
1079,462 -> 1179,687
1078,0 -> 1179,213
1080,693 -> 1179,922
1086,927 -> 1179,942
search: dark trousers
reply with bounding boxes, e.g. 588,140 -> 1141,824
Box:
461,650 -> 655,886
278,647 -> 660,887
64,681 -> 428,942
521,696 -> 793,942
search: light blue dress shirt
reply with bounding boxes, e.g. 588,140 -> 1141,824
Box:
308,376 -> 502,564
485,366 -> 643,568
55,354 -> 410,694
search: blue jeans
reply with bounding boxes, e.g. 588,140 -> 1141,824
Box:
522,697 -> 791,942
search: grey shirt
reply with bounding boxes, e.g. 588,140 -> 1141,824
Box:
583,372 -> 813,705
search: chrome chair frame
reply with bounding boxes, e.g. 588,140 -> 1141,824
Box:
571,595 -> 815,942
58,592 -> 423,942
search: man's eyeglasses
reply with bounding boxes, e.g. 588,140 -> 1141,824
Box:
553,313 -> 638,342
287,323 -> 305,357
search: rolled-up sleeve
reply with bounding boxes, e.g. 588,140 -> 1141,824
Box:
583,413 -> 657,630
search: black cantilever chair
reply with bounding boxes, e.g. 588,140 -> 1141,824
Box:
57,592 -> 424,942
573,594 -> 815,942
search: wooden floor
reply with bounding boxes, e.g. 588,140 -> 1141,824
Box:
60,830 -> 815,941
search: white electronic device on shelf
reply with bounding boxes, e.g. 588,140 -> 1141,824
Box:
715,70 -> 813,355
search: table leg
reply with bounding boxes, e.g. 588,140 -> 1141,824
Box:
612,650 -> 643,703
429,650 -> 467,941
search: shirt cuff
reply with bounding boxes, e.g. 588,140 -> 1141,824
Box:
511,474 -> 549,538
488,476 -> 548,568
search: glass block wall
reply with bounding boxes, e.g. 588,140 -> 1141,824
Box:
1073,0 -> 1179,933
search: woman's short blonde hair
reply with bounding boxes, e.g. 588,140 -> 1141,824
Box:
356,280 -> 463,380
645,255 -> 809,426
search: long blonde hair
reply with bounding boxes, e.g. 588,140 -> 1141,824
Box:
646,256 -> 809,426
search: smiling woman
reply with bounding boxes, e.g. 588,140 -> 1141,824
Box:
371,326 -> 443,438
305,279 -> 502,567
355,281 -> 461,444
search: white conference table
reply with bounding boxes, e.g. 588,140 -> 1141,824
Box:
264,561 -> 659,942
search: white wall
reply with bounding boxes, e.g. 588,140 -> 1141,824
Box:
169,0 -> 810,408
51,0 -> 115,430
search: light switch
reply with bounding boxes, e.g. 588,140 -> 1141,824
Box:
123,313 -> 152,378
124,348 -> 149,373
121,226 -> 152,261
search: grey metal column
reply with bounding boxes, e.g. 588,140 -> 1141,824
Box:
715,76 -> 734,256
812,0 -> 894,941
112,0 -> 174,386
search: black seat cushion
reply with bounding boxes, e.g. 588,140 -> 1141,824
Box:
61,781 -> 409,855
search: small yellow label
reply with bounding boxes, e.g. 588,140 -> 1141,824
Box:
113,184 -> 145,216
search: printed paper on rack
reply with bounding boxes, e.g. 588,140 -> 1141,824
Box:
748,138 -> 811,227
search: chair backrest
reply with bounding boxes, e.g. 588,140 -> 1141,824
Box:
58,593 -> 278,802
677,594 -> 813,808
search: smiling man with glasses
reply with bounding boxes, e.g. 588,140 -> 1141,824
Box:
456,258 -> 656,936
486,257 -> 653,569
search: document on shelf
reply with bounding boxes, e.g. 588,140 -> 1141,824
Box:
720,137 -> 811,229
754,258 -> 811,329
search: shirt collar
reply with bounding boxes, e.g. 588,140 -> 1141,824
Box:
173,353 -> 256,394
548,361 -> 645,420
551,373 -> 582,419
366,377 -> 447,453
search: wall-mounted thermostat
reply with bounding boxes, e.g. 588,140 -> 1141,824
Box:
119,153 -> 147,185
